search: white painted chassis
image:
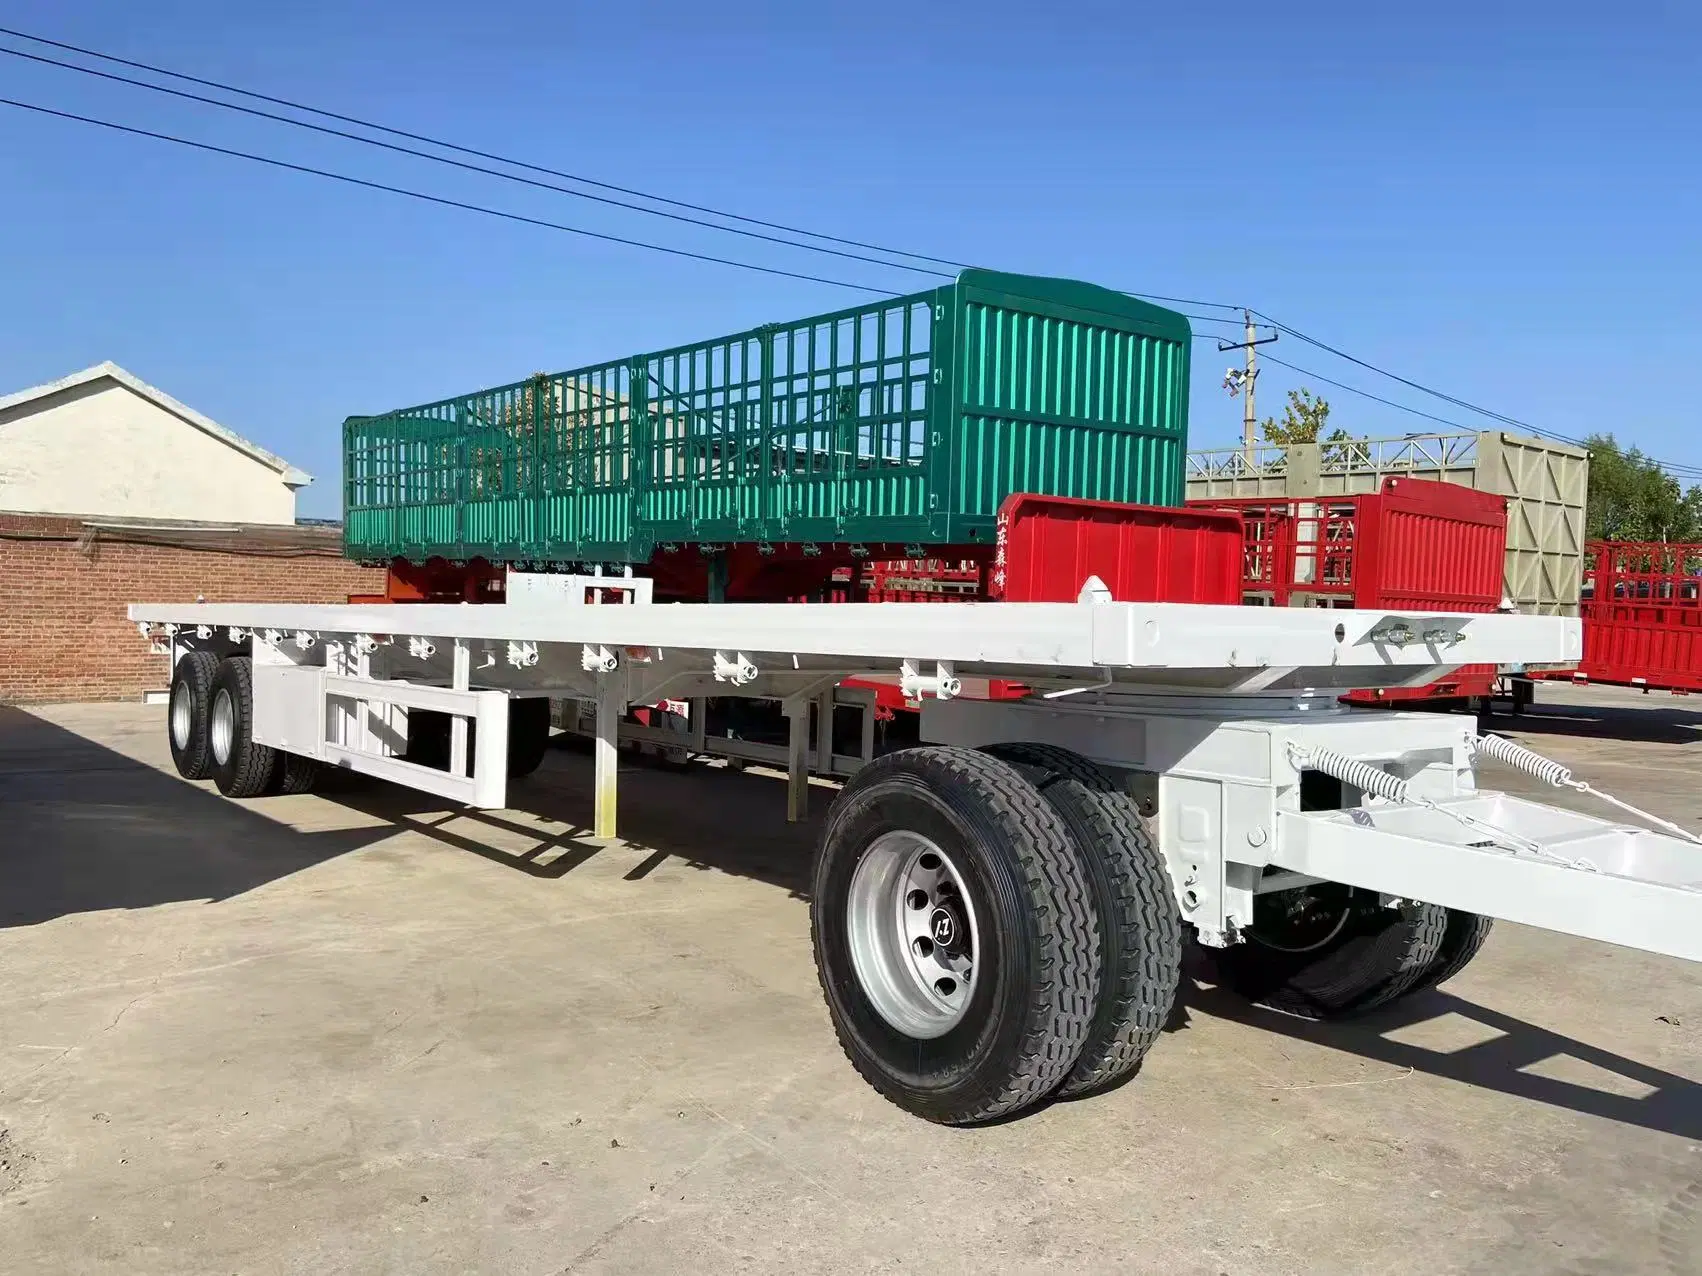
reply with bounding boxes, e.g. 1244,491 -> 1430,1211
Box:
129,581 -> 1702,967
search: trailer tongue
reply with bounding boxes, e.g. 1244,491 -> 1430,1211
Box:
130,588 -> 1702,1123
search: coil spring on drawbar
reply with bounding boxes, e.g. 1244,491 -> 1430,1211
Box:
1471,734 -> 1575,789
1290,746 -> 1411,804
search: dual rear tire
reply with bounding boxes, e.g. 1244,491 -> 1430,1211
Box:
810,744 -> 1182,1125
167,654 -> 315,797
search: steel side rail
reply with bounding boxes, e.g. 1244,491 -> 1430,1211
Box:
128,600 -> 1582,678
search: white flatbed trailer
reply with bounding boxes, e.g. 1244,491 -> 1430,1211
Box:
130,579 -> 1702,1124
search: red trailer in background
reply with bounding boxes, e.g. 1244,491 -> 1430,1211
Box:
1544,542 -> 1702,694
1190,478 -> 1512,709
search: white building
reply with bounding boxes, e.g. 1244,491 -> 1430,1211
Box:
0,361 -> 311,525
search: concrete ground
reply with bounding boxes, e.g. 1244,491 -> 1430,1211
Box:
1,683 -> 1699,1275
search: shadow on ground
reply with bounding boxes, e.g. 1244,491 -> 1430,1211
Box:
0,706 -> 391,929
1171,948 -> 1702,1142
1481,695 -> 1702,745
322,735 -> 820,899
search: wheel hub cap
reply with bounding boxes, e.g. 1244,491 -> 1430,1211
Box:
845,832 -> 980,1039
928,904 -> 964,952
170,683 -> 192,750
210,688 -> 235,767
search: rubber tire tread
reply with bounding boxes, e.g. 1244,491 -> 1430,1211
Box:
1414,911 -> 1495,993
271,752 -> 319,795
507,698 -> 552,778
168,651 -> 219,781
1341,902 -> 1453,1014
1214,894 -> 1449,1021
210,657 -> 278,799
811,746 -> 1100,1124
985,743 -> 1182,1098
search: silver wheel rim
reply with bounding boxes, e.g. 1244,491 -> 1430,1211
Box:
170,682 -> 193,750
846,832 -> 980,1039
210,688 -> 235,767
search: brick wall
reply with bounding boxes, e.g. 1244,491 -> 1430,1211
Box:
0,513 -> 385,704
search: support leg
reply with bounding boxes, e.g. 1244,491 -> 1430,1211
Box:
784,697 -> 810,823
450,641 -> 471,778
814,689 -> 833,773
595,683 -> 622,839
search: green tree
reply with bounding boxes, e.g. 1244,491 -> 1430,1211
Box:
1259,387 -> 1356,462
1259,387 -> 1336,446
1584,434 -> 1702,542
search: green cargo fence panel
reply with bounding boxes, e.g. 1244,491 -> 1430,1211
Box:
343,269 -> 1191,564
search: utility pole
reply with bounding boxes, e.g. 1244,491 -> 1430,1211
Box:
1220,314 -> 1279,464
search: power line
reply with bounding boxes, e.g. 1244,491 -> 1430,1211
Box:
1257,351 -> 1480,433
0,92 -> 1246,341
1246,308 -> 1702,475
1251,309 -> 1555,435
0,97 -> 899,294
0,42 -> 955,281
1232,345 -> 1702,479
0,23 -> 966,273
0,25 -> 1250,318
5,24 -> 1691,474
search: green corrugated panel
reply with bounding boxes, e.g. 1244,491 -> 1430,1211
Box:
342,270 -> 1190,563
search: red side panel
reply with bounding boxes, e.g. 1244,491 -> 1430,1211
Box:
1568,541 -> 1702,692
990,494 -> 1244,605
1355,478 -> 1507,611
1193,479 -> 1507,613
1579,616 -> 1702,692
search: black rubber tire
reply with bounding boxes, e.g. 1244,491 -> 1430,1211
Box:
209,657 -> 279,799
811,746 -> 1101,1125
507,698 -> 551,778
270,751 -> 320,796
167,650 -> 219,780
1414,911 -> 1495,993
1211,887 -> 1449,1020
985,743 -> 1183,1098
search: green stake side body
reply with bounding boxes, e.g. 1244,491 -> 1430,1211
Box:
343,270 -> 1192,565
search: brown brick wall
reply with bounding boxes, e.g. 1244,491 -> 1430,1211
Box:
0,514 -> 385,704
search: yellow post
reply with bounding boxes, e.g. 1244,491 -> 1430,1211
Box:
594,685 -> 621,839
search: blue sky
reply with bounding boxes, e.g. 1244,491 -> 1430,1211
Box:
1,1 -> 1697,517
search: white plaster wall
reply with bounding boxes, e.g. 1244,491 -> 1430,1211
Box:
0,380 -> 298,524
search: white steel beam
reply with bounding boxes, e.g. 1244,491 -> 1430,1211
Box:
1272,795 -> 1702,964
131,600 -> 1581,680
